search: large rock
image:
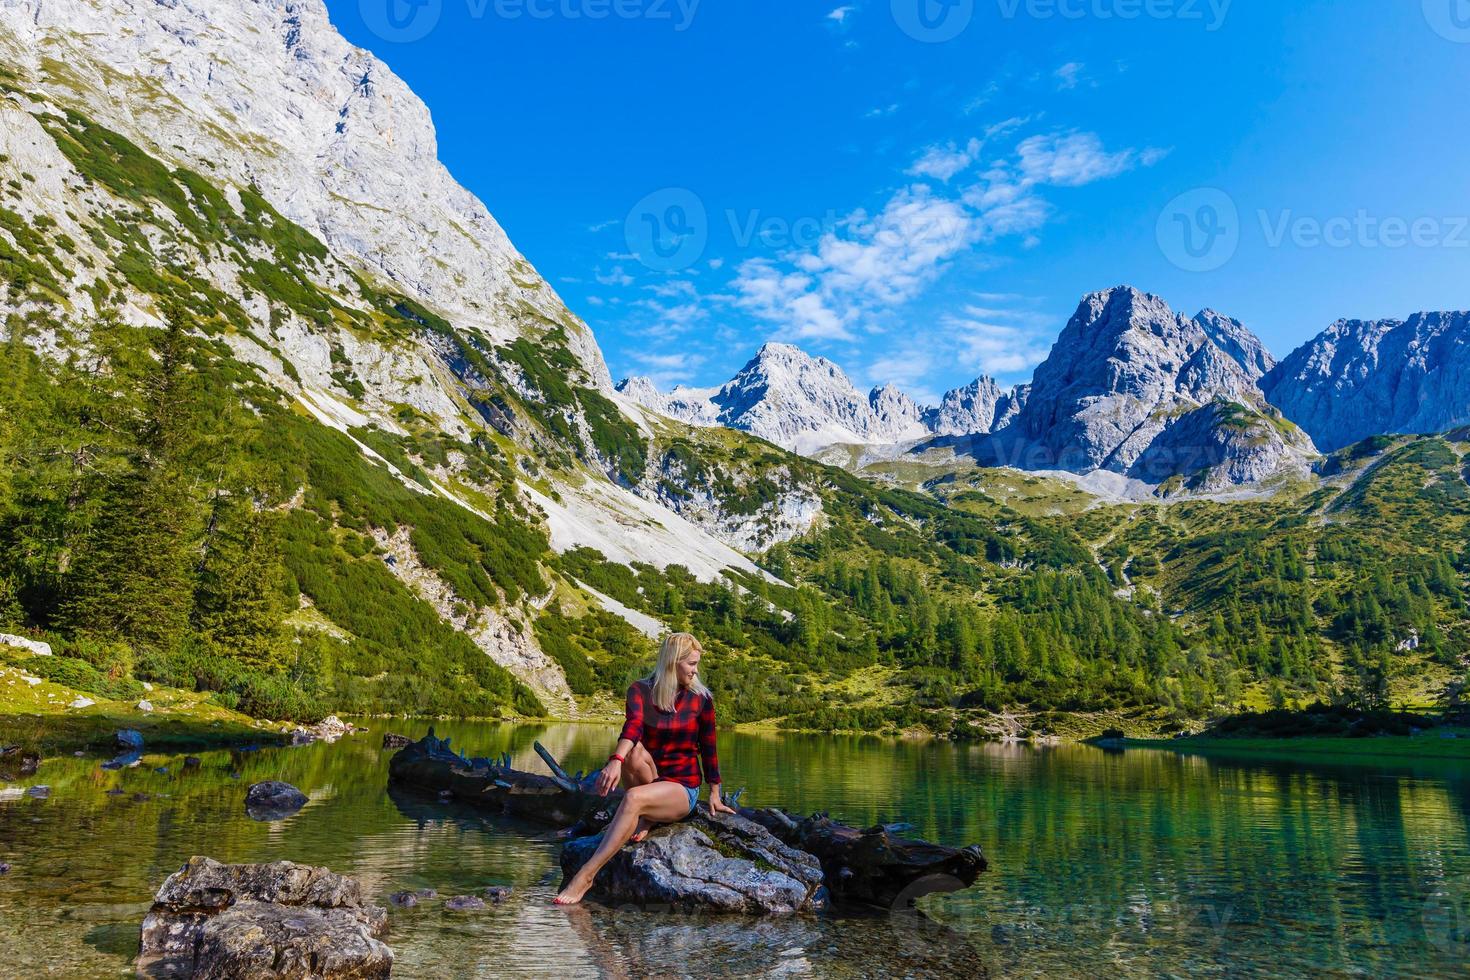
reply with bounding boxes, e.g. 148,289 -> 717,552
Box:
245,781 -> 308,821
138,856 -> 391,979
0,632 -> 51,656
559,808 -> 826,914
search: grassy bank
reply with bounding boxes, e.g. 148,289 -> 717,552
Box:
0,664 -> 286,753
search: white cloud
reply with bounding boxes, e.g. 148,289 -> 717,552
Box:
942,311 -> 1052,378
1053,62 -> 1087,91
596,266 -> 635,287
827,6 -> 854,24
626,350 -> 707,390
1015,131 -> 1139,186
733,259 -> 851,341
587,219 -> 618,233
866,103 -> 900,119
906,139 -> 982,182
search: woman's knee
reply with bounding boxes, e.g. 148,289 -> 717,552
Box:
623,783 -> 653,813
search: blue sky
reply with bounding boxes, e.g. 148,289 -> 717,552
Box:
326,0 -> 1470,404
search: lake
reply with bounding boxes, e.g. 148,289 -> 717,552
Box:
1,719 -> 1467,977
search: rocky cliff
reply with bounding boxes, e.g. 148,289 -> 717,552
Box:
1262,311 -> 1470,452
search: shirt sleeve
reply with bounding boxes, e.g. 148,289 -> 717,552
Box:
619,683 -> 645,744
697,694 -> 720,785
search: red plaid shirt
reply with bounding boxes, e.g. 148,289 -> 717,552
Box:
619,680 -> 720,790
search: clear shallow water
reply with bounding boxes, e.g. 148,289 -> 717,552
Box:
1,720 -> 1468,978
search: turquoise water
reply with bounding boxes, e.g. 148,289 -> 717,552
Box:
1,720 -> 1467,977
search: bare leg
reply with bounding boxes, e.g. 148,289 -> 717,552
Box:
622,744 -> 658,842
553,781 -> 692,905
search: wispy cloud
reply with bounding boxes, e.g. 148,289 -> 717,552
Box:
827,6 -> 855,24
587,218 -> 619,233
626,350 -> 707,389
943,302 -> 1055,378
596,266 -> 635,287
1016,131 -> 1140,186
1053,62 -> 1087,91
906,139 -> 982,182
866,103 -> 901,119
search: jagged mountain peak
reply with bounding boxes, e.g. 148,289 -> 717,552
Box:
1262,309 -> 1470,452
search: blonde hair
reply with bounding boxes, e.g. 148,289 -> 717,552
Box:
647,632 -> 710,712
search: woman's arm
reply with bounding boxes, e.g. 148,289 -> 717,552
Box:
699,696 -> 735,814
594,737 -> 636,796
595,684 -> 647,796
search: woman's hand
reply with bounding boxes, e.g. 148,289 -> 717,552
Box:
595,759 -> 622,797
709,791 -> 736,816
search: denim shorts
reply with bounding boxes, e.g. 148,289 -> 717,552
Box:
683,784 -> 699,814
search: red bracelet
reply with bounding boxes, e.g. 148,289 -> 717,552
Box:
609,753 -> 625,763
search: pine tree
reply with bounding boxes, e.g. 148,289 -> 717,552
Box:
62,310 -> 202,652
193,497 -> 288,669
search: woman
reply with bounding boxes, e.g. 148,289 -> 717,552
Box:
553,632 -> 734,905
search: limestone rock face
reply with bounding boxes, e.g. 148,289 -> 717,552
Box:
0,0 -> 610,389
1261,311 -> 1470,452
138,856 -> 392,979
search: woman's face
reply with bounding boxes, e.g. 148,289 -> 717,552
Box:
677,649 -> 702,688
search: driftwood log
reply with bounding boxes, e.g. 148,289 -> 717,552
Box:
387,730 -> 986,910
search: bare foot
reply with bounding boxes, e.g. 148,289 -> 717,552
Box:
552,877 -> 592,906
630,817 -> 652,844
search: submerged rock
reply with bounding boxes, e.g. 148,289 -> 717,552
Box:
244,781 -> 308,821
138,856 -> 391,978
102,751 -> 143,771
0,745 -> 40,780
381,733 -> 412,750
388,891 -> 419,908
560,810 -> 826,914
443,895 -> 486,912
482,885 -> 512,903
